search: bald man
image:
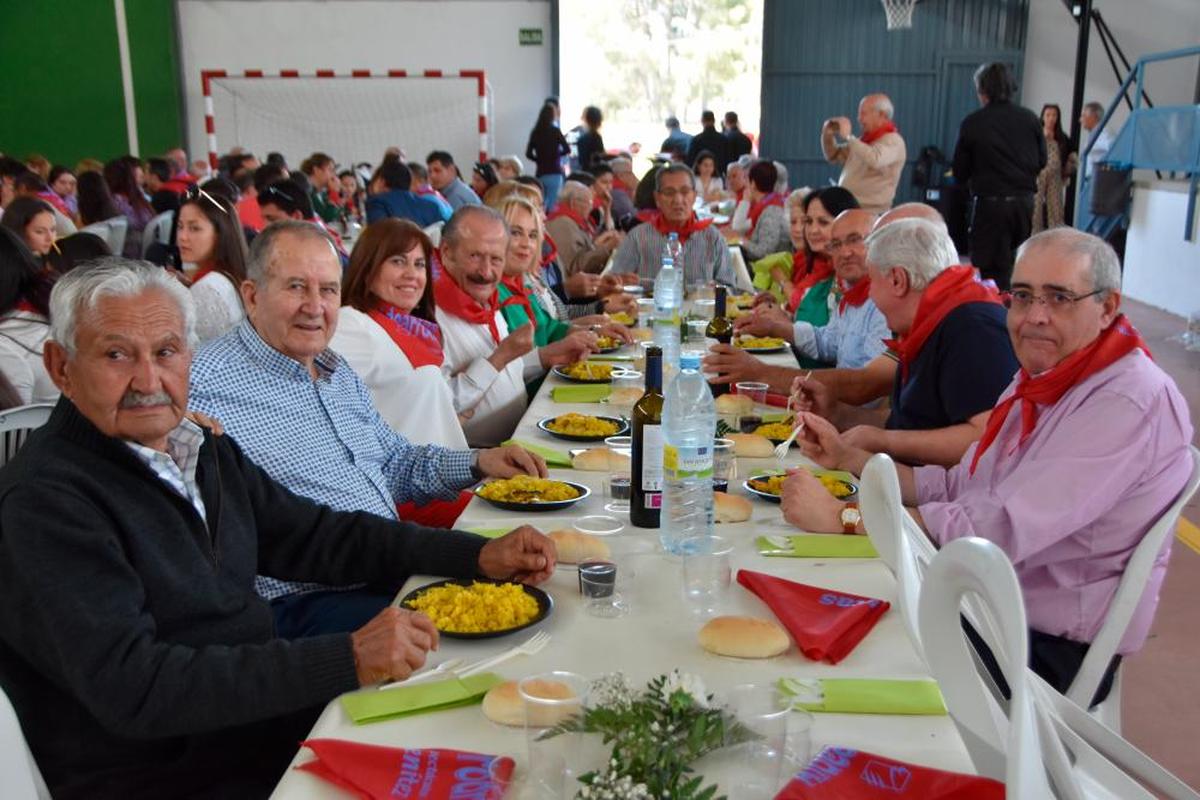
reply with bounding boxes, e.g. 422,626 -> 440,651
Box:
822,94 -> 907,214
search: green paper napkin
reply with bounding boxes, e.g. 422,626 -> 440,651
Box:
467,527 -> 510,539
502,439 -> 573,468
756,534 -> 879,559
779,678 -> 947,716
551,385 -> 612,403
342,672 -> 504,724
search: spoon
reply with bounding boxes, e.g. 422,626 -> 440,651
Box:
380,657 -> 464,691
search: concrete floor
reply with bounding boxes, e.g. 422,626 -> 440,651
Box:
1110,298 -> 1200,789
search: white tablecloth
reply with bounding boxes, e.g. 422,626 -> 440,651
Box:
270,342 -> 972,799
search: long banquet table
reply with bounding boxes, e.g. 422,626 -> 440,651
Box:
270,331 -> 974,798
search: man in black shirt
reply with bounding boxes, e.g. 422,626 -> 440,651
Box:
687,110 -> 730,175
952,62 -> 1046,290
723,111 -> 754,162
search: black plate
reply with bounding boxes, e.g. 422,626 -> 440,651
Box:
743,472 -> 858,503
552,365 -> 614,384
399,578 -> 553,640
474,479 -> 592,512
596,343 -> 624,354
736,343 -> 788,354
537,415 -> 629,442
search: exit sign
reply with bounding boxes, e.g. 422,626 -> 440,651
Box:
519,28 -> 543,46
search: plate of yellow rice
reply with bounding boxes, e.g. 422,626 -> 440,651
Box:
537,413 -> 629,442
400,578 -> 552,639
474,475 -> 591,511
744,470 -> 858,503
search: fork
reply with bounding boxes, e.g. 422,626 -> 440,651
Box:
458,630 -> 552,677
379,657 -> 465,691
773,389 -> 807,460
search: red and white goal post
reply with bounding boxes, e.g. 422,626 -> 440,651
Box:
201,69 -> 492,174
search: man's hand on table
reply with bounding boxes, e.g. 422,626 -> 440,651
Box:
702,343 -> 764,385
734,304 -> 793,341
477,445 -> 548,479
350,607 -> 439,686
539,329 -> 598,368
478,525 -> 557,585
781,468 -> 847,534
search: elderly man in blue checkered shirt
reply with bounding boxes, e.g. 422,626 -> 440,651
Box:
191,220 -> 549,637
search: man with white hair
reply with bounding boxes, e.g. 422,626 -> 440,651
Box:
821,93 -> 907,215
791,217 -> 1017,467
607,156 -> 638,221
0,258 -> 557,796
784,228 -> 1193,704
545,180 -> 622,275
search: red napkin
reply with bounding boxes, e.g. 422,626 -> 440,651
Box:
297,739 -> 514,800
775,746 -> 1003,799
737,570 -> 890,664
765,392 -> 791,407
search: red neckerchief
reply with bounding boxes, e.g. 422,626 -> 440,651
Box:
36,190 -> 71,217
787,252 -> 833,313
884,266 -> 1001,382
14,299 -> 40,315
645,211 -> 714,246
499,275 -> 538,331
860,121 -> 899,145
747,192 -> 785,237
838,278 -> 871,313
433,268 -> 504,344
368,302 -> 444,368
541,234 -> 559,268
546,205 -> 595,236
969,314 -> 1150,476
190,261 -> 221,285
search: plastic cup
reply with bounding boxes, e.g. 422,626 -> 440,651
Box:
735,381 -> 769,406
636,297 -> 656,327
718,684 -> 793,799
602,435 -> 632,513
607,370 -> 642,417
686,318 -> 709,345
578,559 -> 629,618
519,672 -> 589,797
712,439 -> 735,494
680,535 -> 733,618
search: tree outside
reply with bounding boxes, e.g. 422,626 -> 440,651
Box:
558,0 -> 763,174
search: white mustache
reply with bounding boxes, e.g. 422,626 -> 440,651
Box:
120,391 -> 172,409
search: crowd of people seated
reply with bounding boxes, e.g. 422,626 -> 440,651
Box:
0,64 -> 1193,798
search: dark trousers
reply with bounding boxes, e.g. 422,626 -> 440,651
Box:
271,587 -> 396,638
964,621 -> 1122,709
968,194 -> 1034,291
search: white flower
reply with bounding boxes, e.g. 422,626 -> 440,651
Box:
661,670 -> 709,708
589,672 -> 636,710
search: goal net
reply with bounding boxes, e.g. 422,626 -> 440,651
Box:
202,70 -> 492,171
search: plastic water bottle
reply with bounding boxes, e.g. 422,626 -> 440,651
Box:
665,231 -> 683,263
653,315 -> 680,378
654,257 -> 681,320
660,352 -> 717,555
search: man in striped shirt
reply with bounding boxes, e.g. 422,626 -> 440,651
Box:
610,164 -> 734,287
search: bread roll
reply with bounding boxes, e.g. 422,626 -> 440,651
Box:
715,393 -> 754,415
571,447 -> 631,472
482,679 -> 579,727
714,491 -> 751,523
608,386 -> 644,406
698,616 -> 790,658
726,433 -> 774,458
548,529 -> 611,564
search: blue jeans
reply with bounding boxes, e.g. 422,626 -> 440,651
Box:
271,588 -> 395,638
538,173 -> 564,211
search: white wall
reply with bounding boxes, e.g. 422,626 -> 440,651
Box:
1022,0 -> 1200,130
176,0 -> 552,168
1122,181 -> 1200,317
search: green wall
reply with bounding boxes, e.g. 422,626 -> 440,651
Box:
0,0 -> 182,167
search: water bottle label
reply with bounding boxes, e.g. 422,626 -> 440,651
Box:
640,425 -> 664,491
663,444 -> 714,479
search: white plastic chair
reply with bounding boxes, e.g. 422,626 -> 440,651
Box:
1067,445 -> 1200,729
423,221 -> 444,247
0,403 -> 54,466
142,210 -> 175,258
919,537 -> 1198,799
0,683 -> 51,800
105,216 -> 128,255
860,453 -> 925,650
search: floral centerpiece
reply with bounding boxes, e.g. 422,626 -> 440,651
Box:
540,670 -> 757,800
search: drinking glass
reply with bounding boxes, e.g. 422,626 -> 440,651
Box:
712,438 -> 735,494
636,297 -> 656,327
578,558 -> 629,618
607,369 -> 642,417
719,684 -> 793,800
602,435 -> 632,513
680,535 -> 733,617
685,319 -> 709,346
692,297 -> 717,320
734,381 -> 769,432
519,672 -> 589,798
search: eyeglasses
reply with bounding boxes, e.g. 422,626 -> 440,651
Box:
1002,288 -> 1106,311
827,233 -> 865,253
656,188 -> 695,199
185,185 -> 231,215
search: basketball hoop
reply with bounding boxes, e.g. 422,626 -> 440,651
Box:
881,0 -> 917,30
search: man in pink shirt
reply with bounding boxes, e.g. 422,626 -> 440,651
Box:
782,227 -> 1193,705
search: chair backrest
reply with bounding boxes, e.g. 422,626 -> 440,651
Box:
142,210 -> 176,258
918,537 -> 1054,795
1067,445 -> 1200,711
0,682 -> 51,800
860,454 -> 923,650
423,221 -> 444,247
0,403 -> 54,466
105,215 -> 128,255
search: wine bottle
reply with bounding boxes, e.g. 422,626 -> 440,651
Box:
706,286 -> 734,397
630,346 -> 665,528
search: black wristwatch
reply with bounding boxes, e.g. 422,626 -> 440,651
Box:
469,449 -> 485,481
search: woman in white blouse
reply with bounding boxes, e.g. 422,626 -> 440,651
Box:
177,188 -> 249,345
331,218 -> 467,448
0,228 -> 58,404
692,150 -> 725,203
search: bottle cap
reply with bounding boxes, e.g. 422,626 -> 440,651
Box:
679,353 -> 702,370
